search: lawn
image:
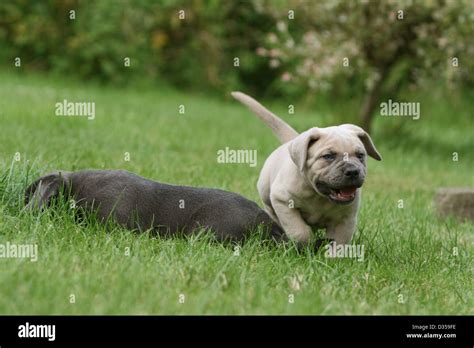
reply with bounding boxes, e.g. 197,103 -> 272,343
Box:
0,69 -> 472,314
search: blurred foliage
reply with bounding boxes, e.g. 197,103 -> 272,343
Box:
0,0 -> 472,104
255,0 -> 474,130
0,0 -> 278,96
257,0 -> 474,96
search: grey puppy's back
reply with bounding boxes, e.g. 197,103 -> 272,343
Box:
25,170 -> 285,242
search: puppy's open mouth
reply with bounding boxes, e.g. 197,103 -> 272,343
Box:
316,182 -> 360,204
328,187 -> 357,203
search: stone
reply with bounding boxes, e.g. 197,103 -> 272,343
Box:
435,188 -> 474,222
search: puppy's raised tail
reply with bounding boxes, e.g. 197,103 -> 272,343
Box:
231,91 -> 298,143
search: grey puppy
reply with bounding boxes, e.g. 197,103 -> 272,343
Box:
25,170 -> 285,242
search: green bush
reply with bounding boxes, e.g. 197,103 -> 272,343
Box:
0,0 -> 279,95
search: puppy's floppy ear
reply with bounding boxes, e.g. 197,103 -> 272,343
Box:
288,128 -> 321,172
341,124 -> 382,161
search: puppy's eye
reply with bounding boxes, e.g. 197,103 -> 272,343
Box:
356,153 -> 365,160
322,154 -> 336,161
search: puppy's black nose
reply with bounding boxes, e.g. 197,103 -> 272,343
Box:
344,168 -> 359,178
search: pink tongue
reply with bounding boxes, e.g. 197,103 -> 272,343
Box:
340,187 -> 357,196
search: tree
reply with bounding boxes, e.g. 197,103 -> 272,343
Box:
258,0 -> 474,132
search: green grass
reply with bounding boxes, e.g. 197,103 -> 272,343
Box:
0,69 -> 472,314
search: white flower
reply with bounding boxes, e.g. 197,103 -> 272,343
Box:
269,59 -> 280,68
277,21 -> 287,32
